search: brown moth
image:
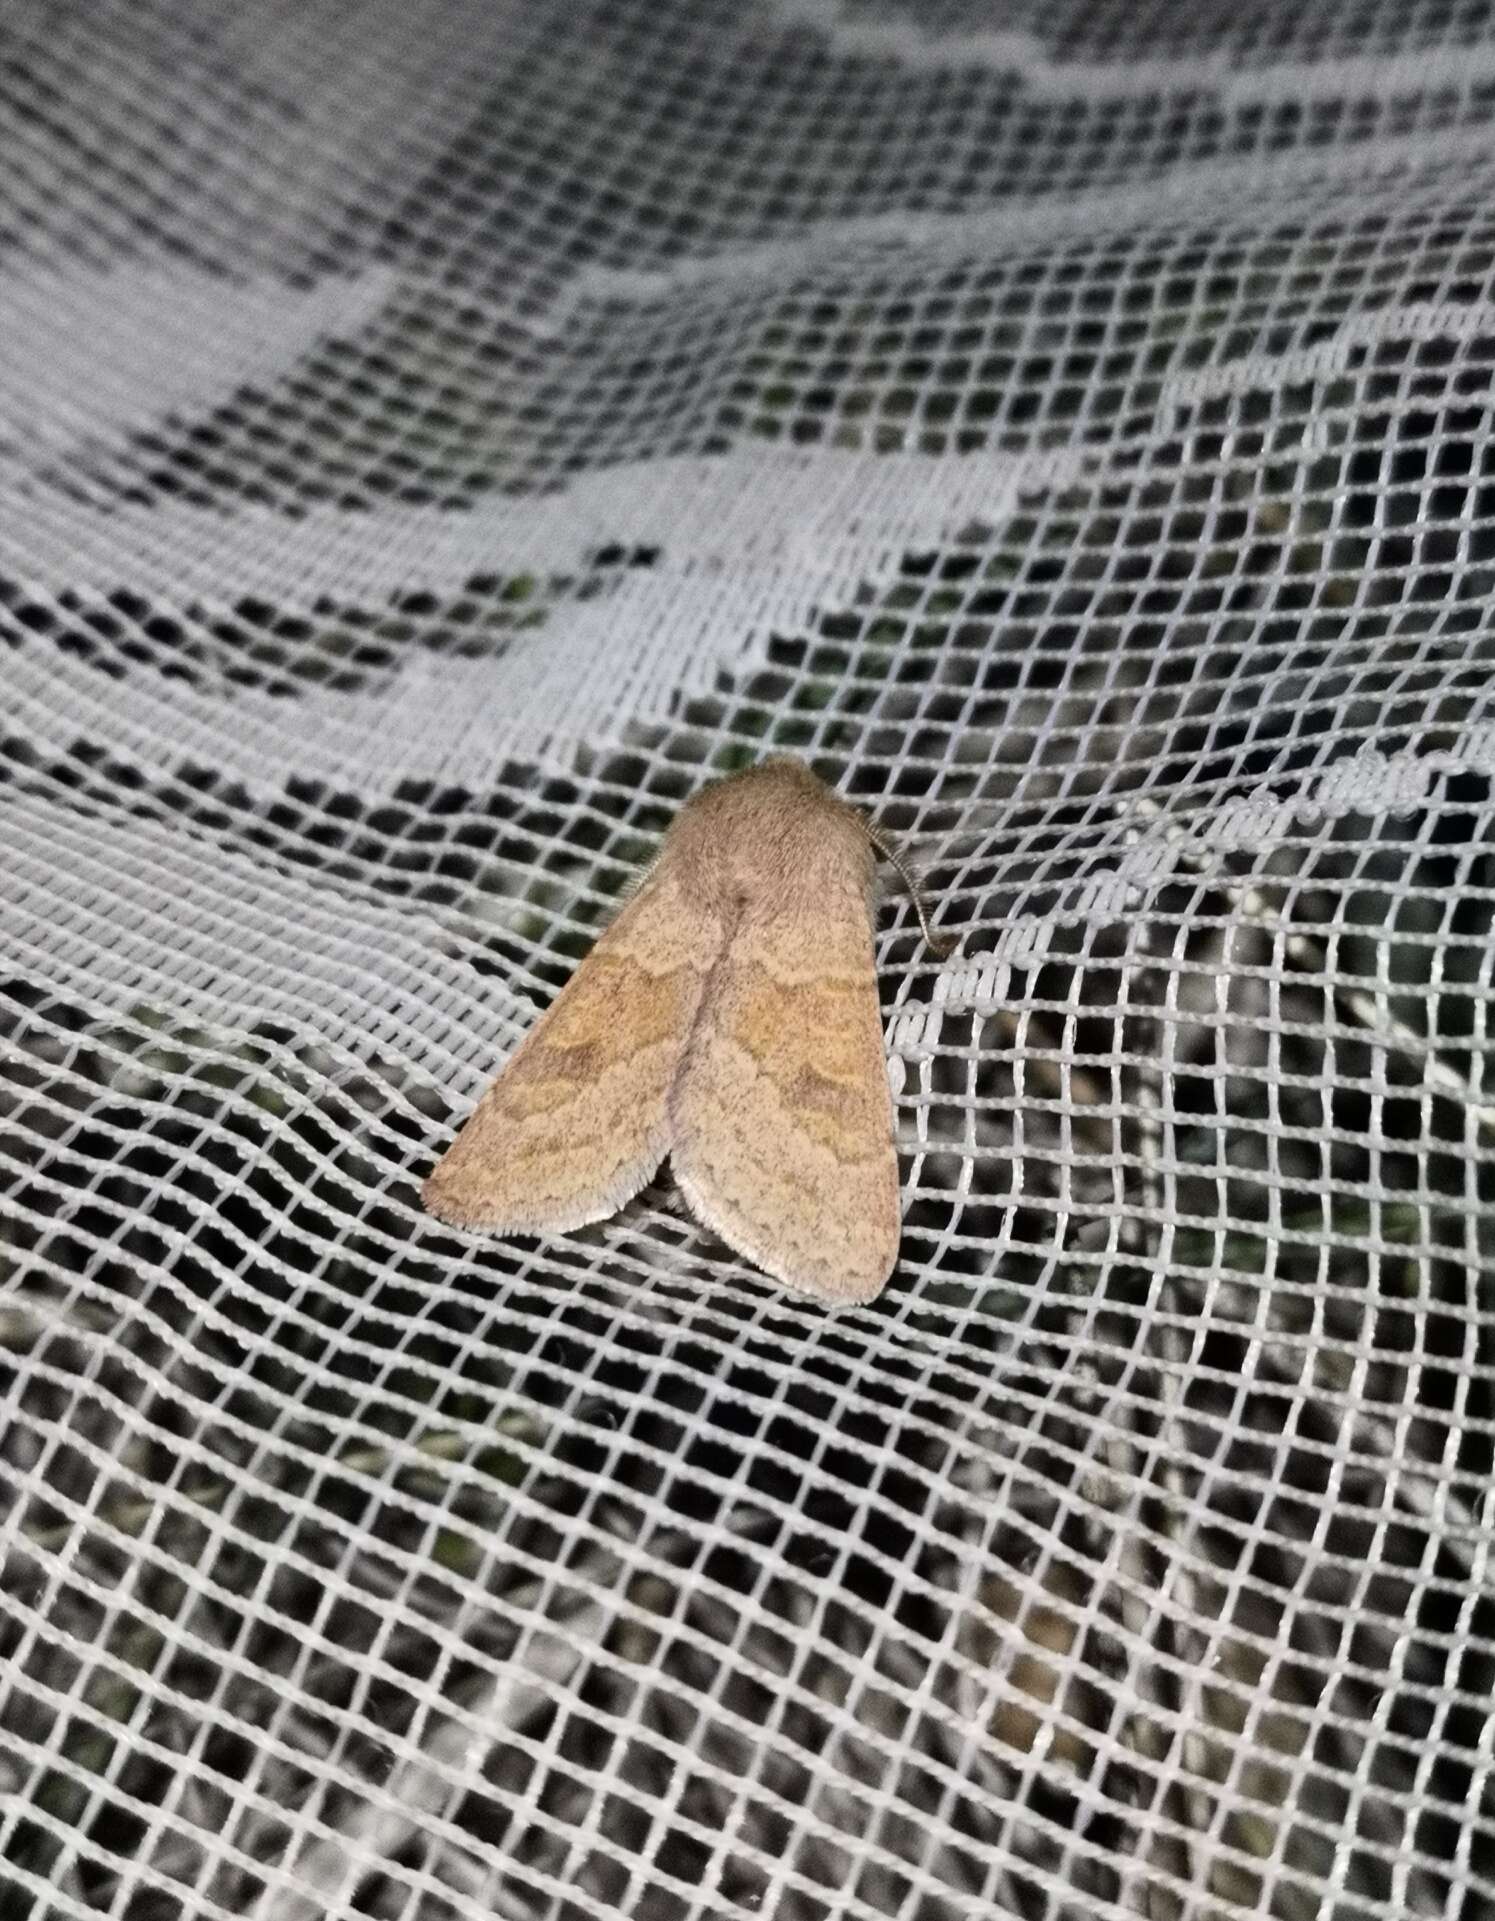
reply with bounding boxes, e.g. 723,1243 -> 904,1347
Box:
422,756 -> 946,1305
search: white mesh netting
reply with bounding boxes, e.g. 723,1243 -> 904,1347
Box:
3,0 -> 1495,1915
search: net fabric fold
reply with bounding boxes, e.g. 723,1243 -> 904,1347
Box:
2,1 -> 1493,1916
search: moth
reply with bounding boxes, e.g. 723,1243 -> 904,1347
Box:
422,756 -> 947,1305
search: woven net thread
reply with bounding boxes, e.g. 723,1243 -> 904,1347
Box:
2,2 -> 1494,1917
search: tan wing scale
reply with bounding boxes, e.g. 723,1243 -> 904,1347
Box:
423,872 -> 721,1234
669,888 -> 898,1304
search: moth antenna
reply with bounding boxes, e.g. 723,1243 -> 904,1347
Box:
863,823 -> 957,959
617,851 -> 660,904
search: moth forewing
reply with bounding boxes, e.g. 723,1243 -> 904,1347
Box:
420,868 -> 720,1234
668,873 -> 899,1304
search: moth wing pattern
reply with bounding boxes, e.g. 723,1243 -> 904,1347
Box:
422,870 -> 722,1235
669,879 -> 899,1304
